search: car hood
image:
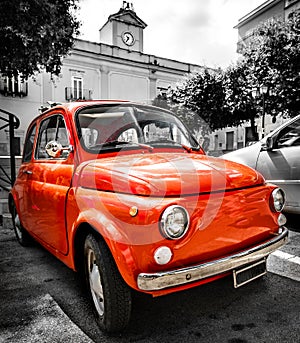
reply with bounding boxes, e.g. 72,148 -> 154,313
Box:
78,153 -> 264,196
222,142 -> 262,169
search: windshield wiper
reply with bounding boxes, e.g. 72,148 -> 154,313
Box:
149,140 -> 194,153
93,139 -> 197,153
133,142 -> 154,152
92,140 -> 128,148
181,144 -> 193,153
93,140 -> 153,152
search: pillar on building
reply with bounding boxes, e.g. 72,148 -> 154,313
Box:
149,74 -> 157,101
100,66 -> 109,99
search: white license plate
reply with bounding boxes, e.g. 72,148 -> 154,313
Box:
233,259 -> 267,288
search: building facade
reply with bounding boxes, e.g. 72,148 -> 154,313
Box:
0,1 -> 203,157
236,0 -> 300,52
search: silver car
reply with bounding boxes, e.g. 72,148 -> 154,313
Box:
224,115 -> 300,214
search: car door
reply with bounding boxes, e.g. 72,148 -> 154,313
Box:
14,123 -> 37,230
27,113 -> 74,254
256,117 -> 300,213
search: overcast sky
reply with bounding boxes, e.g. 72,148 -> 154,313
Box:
77,0 -> 265,69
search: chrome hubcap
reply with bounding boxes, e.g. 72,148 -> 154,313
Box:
87,249 -> 104,316
14,214 -> 22,239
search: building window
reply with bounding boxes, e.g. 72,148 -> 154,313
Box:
0,74 -> 28,97
72,76 -> 83,99
65,75 -> 92,101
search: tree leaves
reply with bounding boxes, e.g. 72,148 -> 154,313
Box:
0,0 -> 80,79
162,12 -> 300,136
242,12 -> 300,117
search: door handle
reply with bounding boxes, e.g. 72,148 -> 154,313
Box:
23,170 -> 33,175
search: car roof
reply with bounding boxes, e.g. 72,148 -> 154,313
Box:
27,100 -> 175,132
31,100 -> 132,123
43,100 -> 130,114
263,113 -> 300,142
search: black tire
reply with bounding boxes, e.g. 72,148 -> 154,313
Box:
12,205 -> 31,246
84,234 -> 132,333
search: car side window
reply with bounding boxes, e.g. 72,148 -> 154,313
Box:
117,128 -> 138,143
35,115 -> 70,159
276,118 -> 300,148
22,124 -> 37,162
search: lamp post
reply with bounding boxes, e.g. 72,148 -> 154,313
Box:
251,85 -> 268,139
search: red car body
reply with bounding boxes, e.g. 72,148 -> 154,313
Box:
9,101 -> 288,332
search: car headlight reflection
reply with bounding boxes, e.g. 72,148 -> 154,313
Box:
160,205 -> 189,240
270,188 -> 285,212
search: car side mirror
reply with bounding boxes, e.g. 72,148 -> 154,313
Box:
262,137 -> 275,151
45,140 -> 73,158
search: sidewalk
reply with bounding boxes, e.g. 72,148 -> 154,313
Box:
0,227 -> 94,343
1,293 -> 93,343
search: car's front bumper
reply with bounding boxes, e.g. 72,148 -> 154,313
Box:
137,226 -> 288,291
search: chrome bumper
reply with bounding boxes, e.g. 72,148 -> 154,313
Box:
137,227 -> 288,291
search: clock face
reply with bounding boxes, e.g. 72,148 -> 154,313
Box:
122,31 -> 135,46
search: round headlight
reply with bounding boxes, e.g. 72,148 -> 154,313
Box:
270,188 -> 285,212
160,205 -> 189,240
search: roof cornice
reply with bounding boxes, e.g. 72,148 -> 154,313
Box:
99,7 -> 147,32
234,0 -> 281,28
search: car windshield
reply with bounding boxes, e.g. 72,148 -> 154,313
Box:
76,104 -> 200,153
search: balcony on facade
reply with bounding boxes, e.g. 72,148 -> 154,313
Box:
0,75 -> 28,98
65,87 -> 93,101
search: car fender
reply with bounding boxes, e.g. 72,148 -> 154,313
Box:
70,207 -> 139,289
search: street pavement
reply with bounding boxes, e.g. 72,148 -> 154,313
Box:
0,215 -> 299,343
267,230 -> 300,282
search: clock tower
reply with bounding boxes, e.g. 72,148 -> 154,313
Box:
99,1 -> 147,52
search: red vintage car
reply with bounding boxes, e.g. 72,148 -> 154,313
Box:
9,101 -> 288,333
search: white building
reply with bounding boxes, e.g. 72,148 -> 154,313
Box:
0,1 -> 203,157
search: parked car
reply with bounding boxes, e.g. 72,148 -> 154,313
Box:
9,101 -> 288,333
224,114 -> 300,214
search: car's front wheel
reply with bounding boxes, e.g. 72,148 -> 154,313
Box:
12,205 -> 31,246
84,234 -> 132,333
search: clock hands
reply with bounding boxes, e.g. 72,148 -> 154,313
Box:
122,32 -> 134,46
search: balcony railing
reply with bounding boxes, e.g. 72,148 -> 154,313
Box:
0,84 -> 28,98
65,87 -> 93,101
0,75 -> 28,98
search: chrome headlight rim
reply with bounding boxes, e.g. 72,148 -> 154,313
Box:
270,188 -> 285,213
160,205 -> 190,240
